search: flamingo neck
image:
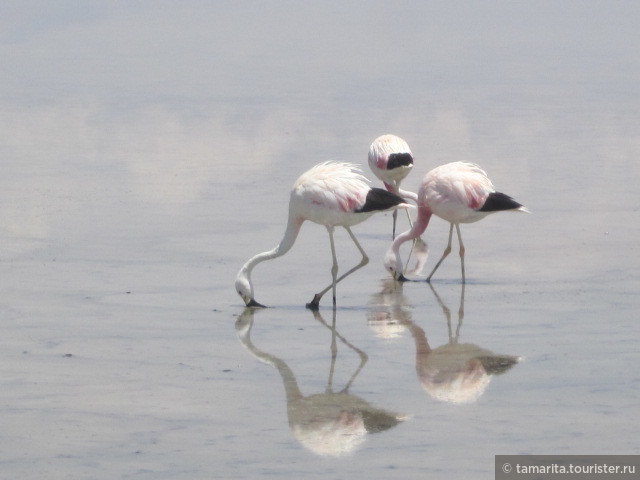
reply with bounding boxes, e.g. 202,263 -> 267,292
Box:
383,181 -> 397,194
240,213 -> 304,285
391,205 -> 432,254
397,188 -> 418,204
383,182 -> 417,204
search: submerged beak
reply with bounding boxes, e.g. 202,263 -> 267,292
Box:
396,273 -> 409,283
245,298 -> 267,308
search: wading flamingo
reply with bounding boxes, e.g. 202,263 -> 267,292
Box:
368,134 -> 418,238
236,161 -> 410,310
384,161 -> 528,283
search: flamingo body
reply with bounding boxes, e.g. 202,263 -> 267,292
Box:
236,161 -> 409,309
368,134 -> 417,238
422,162 -> 498,224
385,161 -> 527,282
291,162 -> 398,227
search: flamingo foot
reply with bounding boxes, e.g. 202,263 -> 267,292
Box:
305,294 -> 322,310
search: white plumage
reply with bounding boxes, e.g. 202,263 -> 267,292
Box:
385,161 -> 528,283
236,161 -> 409,309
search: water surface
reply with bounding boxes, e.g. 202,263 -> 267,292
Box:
1,2 -> 639,479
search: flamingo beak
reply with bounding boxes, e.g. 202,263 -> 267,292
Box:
396,273 -> 409,283
246,298 -> 267,308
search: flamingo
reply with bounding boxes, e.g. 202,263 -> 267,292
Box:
384,161 -> 528,283
368,134 -> 418,238
235,161 -> 410,310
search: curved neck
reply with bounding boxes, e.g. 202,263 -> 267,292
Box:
383,182 -> 417,202
391,204 -> 432,253
397,188 -> 418,204
240,212 -> 303,280
238,329 -> 305,404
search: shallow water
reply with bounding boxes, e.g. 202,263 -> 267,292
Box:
2,2 -> 639,479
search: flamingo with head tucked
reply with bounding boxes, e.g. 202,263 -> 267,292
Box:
384,161 -> 528,283
235,161 -> 410,309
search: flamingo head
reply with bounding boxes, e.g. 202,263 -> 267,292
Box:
235,270 -> 266,307
383,247 -> 407,282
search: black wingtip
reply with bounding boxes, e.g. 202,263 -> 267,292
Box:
356,188 -> 406,213
477,355 -> 521,375
387,152 -> 413,170
479,192 -> 524,212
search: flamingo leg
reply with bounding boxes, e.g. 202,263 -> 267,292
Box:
392,209 -> 398,239
329,228 -> 339,306
306,227 -> 369,310
455,223 -> 466,283
402,209 -> 418,274
426,223 -> 454,282
405,206 -> 414,228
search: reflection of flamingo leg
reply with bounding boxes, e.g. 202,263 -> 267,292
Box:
327,309 -> 338,392
312,308 -> 368,393
428,282 -> 465,344
457,282 -> 465,337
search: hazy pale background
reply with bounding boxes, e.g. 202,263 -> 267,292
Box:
1,2 -> 639,479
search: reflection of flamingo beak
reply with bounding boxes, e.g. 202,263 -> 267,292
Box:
361,409 -> 405,433
477,355 -> 522,375
246,298 -> 267,308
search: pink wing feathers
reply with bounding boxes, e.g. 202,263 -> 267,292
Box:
424,162 -> 494,211
293,162 -> 370,213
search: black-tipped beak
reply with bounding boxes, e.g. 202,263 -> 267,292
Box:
246,298 -> 267,308
396,273 -> 409,283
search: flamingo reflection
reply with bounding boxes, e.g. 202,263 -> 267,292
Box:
236,308 -> 405,457
369,280 -> 521,404
367,276 -> 413,339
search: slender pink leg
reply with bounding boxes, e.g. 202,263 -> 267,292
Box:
426,223 -> 454,282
